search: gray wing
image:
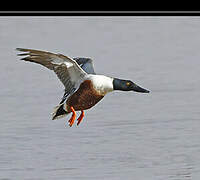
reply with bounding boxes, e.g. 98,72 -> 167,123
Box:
16,48 -> 87,98
73,57 -> 96,75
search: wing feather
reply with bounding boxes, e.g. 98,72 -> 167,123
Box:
73,57 -> 96,74
16,48 -> 87,96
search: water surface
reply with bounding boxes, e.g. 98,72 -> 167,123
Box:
1,17 -> 200,180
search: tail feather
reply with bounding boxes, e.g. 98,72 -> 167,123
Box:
52,103 -> 69,120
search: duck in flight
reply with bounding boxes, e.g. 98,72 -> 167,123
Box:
16,48 -> 150,127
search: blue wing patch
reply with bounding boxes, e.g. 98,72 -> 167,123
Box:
73,57 -> 96,75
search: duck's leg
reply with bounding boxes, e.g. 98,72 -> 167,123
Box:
77,110 -> 85,126
68,106 -> 76,127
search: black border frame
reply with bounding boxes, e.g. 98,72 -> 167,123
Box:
0,11 -> 200,16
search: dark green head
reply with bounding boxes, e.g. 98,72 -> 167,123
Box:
113,78 -> 150,93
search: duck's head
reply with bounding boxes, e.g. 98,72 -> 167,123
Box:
113,78 -> 150,93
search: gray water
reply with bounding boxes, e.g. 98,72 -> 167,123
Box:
1,17 -> 200,180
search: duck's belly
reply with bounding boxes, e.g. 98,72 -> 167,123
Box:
66,80 -> 104,111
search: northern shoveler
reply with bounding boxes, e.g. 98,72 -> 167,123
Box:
16,48 -> 150,127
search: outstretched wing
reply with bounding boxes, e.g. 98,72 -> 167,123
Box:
73,57 -> 96,75
16,48 -> 87,96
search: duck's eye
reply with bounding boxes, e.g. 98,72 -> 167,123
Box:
126,82 -> 131,86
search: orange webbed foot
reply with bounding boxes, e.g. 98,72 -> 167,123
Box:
68,106 -> 76,127
77,110 -> 85,126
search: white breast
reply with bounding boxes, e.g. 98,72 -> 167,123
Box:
87,74 -> 114,95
